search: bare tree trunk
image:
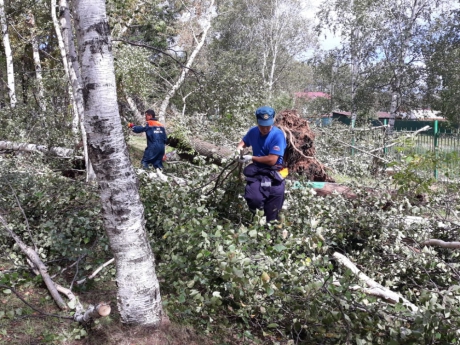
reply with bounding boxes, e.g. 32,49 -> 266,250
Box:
73,0 -> 162,326
124,90 -> 144,123
57,0 -> 96,182
27,12 -> 46,111
157,0 -> 215,123
51,0 -> 79,135
0,0 -> 17,107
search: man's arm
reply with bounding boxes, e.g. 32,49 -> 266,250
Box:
236,140 -> 246,151
132,125 -> 147,133
252,154 -> 279,166
237,140 -> 279,165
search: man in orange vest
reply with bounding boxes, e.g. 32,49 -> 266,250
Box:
128,109 -> 167,170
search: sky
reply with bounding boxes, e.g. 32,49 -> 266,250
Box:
303,0 -> 342,51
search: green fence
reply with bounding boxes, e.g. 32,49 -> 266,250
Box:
344,120 -> 460,181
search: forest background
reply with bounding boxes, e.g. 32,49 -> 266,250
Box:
1,0 -> 460,344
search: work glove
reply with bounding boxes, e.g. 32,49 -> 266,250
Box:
233,149 -> 243,161
128,123 -> 134,128
238,155 -> 252,163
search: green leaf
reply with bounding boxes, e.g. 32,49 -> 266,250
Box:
238,233 -> 249,243
232,267 -> 244,278
267,323 -> 278,328
273,244 -> 286,252
2,289 -> 11,294
266,287 -> 274,296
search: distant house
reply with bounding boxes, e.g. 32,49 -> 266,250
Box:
294,90 -> 331,116
405,109 -> 444,121
294,91 -> 331,100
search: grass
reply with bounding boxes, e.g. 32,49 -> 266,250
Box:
126,133 -> 175,169
127,134 -> 146,168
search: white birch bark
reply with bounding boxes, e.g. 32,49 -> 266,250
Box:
0,140 -> 74,157
124,90 -> 144,123
333,252 -> 418,313
57,0 -> 96,182
157,0 -> 215,123
421,239 -> 460,249
51,0 -> 78,135
0,0 -> 16,107
73,0 -> 163,326
0,215 -> 67,309
27,12 -> 46,111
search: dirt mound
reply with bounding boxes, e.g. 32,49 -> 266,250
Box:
275,109 -> 334,182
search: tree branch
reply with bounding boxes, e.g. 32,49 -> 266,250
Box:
333,252 -> 419,313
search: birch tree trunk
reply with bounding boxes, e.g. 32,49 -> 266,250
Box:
27,12 -> 46,111
157,0 -> 215,123
0,0 -> 17,108
124,90 -> 144,123
73,0 -> 162,326
56,0 -> 96,182
51,0 -> 78,134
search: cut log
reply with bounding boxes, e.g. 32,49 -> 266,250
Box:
56,284 -> 111,322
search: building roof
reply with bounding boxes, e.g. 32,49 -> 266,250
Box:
295,91 -> 331,100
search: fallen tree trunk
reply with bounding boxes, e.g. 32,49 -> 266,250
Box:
56,284 -> 111,323
0,215 -> 67,310
167,110 -> 333,181
0,215 -> 111,323
420,239 -> 460,249
0,140 -> 75,158
167,136 -> 232,165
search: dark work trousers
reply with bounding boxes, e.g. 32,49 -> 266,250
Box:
244,179 -> 285,222
141,145 -> 165,169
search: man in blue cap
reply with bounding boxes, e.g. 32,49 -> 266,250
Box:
236,106 -> 288,222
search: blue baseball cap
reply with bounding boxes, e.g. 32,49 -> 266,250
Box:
255,106 -> 275,126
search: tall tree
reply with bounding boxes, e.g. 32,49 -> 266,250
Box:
424,8 -> 460,125
185,0 -> 316,117
26,11 -> 46,111
0,0 -> 17,107
73,0 -> 163,326
317,0 -> 452,126
157,0 -> 216,122
53,0 -> 96,182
